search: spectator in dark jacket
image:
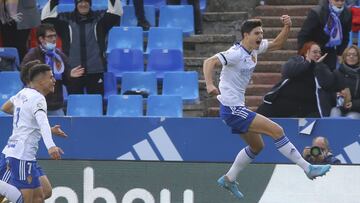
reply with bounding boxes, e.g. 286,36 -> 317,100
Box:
41,0 -> 122,96
22,23 -> 85,116
257,41 -> 345,117
298,0 -> 352,71
325,45 -> 360,118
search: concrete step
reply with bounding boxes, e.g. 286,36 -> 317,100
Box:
263,27 -> 301,39
203,12 -> 248,34
255,16 -> 306,27
259,50 -> 297,61
251,72 -> 281,85
206,0 -> 258,12
185,56 -> 285,72
254,5 -> 313,16
183,34 -> 298,58
264,0 -> 318,5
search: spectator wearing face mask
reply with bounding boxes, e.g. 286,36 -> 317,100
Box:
298,0 -> 352,71
21,23 -> 85,116
41,0 -> 122,96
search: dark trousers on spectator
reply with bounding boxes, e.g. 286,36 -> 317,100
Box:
167,0 -> 203,34
67,73 -> 104,96
0,22 -> 30,61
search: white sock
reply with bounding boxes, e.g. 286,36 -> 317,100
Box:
226,146 -> 256,182
0,180 -> 23,203
275,136 -> 310,171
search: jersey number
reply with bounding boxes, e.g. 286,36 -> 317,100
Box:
14,107 -> 21,127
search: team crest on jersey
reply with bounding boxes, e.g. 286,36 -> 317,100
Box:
37,102 -> 44,109
27,175 -> 32,184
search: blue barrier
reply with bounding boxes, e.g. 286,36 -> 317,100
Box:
0,117 -> 359,163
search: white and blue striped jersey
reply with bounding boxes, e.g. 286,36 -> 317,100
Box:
216,40 -> 268,106
2,88 -> 52,161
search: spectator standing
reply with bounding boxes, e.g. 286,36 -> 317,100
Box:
0,0 -> 40,61
328,45 -> 360,118
41,0 -> 122,96
167,0 -> 203,34
21,23 -> 85,116
298,0 -> 351,71
257,41 -> 325,118
133,0 -> 151,30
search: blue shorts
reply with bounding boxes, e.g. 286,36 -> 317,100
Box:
220,104 -> 257,134
0,154 -> 10,182
6,157 -> 41,189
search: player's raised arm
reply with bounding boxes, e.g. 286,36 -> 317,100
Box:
268,15 -> 292,51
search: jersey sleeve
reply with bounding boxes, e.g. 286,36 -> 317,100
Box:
257,39 -> 269,54
32,96 -> 47,115
216,45 -> 241,66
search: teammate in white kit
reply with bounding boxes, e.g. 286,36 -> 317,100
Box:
1,64 -> 63,203
203,16 -> 331,200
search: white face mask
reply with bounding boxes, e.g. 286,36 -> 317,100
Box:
331,5 -> 344,13
44,42 -> 56,51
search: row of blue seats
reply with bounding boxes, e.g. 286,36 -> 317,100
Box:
108,48 -> 183,79
0,70 -> 199,105
37,0 -> 207,13
0,94 -> 183,117
107,27 -> 183,54
67,94 -> 183,117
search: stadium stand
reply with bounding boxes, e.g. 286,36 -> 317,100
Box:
146,27 -> 183,54
107,48 -> 144,79
107,27 -> 144,54
147,49 -> 184,78
120,72 -> 157,96
107,95 -> 143,117
146,95 -> 183,117
159,5 -> 194,36
0,47 -> 20,71
162,71 -> 199,104
66,94 -> 103,116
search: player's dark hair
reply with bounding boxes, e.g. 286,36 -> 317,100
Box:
240,19 -> 262,38
20,60 -> 42,85
29,64 -> 51,82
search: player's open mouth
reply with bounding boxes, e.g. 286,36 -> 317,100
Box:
256,40 -> 261,45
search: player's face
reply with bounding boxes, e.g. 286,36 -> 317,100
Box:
77,1 -> 90,15
345,47 -> 359,66
42,71 -> 56,94
245,26 -> 263,50
306,44 -> 321,61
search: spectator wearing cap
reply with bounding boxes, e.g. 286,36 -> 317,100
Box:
41,0 -> 122,96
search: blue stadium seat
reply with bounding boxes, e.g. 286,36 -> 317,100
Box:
59,0 -> 73,3
159,5 -> 194,36
107,95 -> 143,117
104,72 -> 118,100
146,95 -> 182,117
0,97 -> 10,117
121,72 -> 157,96
37,0 -> 48,9
0,72 -> 22,101
66,94 -> 103,116
107,27 -> 143,53
107,48 -> 144,79
57,4 -> 75,12
92,0 -> 108,9
180,0 -> 206,12
0,47 -> 20,70
147,49 -> 184,78
146,27 -> 183,54
128,0 -> 166,10
121,5 -> 156,27
163,71 -> 199,103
